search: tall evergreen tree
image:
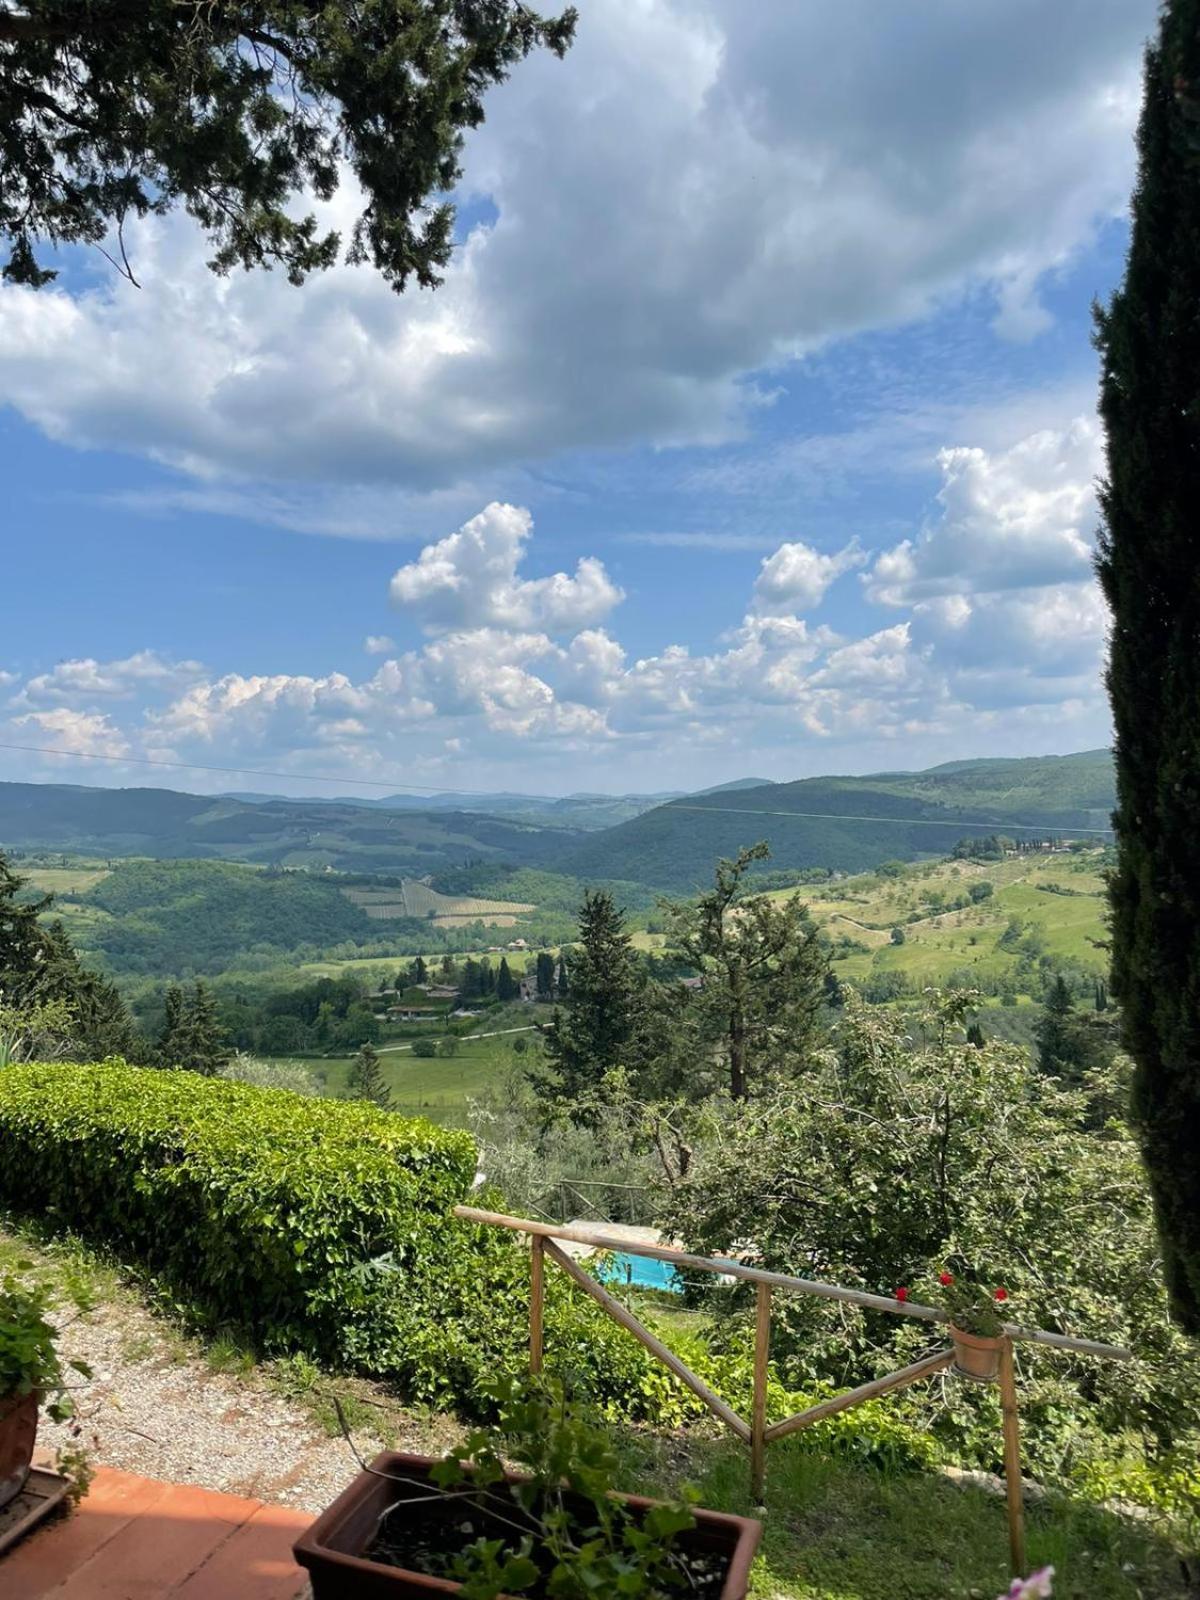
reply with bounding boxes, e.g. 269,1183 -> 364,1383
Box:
496,957 -> 518,1002
348,1041 -> 391,1109
535,950 -> 556,998
536,891 -> 647,1104
668,843 -> 829,1101
1096,0 -> 1200,1329
1035,977 -> 1076,1077
0,851 -> 138,1059
159,981 -> 226,1075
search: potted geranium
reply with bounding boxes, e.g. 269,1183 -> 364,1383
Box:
934,1270 -> 1010,1381
295,1379 -> 762,1599
0,1268 -> 90,1510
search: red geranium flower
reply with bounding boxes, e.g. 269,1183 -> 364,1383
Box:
939,1271 -> 954,1286
994,1287 -> 1009,1302
895,1287 -> 908,1303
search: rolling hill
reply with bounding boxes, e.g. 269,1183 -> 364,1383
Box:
559,751 -> 1115,892
0,782 -> 583,874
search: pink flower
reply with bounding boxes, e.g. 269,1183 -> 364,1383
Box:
1001,1566 -> 1054,1600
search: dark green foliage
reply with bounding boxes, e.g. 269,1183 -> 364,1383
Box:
965,1023 -> 985,1049
158,980 -> 227,1075
429,1379 -> 700,1600
0,851 -> 138,1058
536,892 -> 654,1105
560,754 -> 1115,892
0,0 -> 575,290
0,1062 -> 709,1420
496,958 -> 518,1002
535,950 -> 556,998
660,998 -> 1200,1502
667,845 -> 829,1100
349,1041 -> 391,1108
1095,0 -> 1200,1329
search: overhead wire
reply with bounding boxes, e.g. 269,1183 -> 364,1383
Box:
0,739 -> 1114,835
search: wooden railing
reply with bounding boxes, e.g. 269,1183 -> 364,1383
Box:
454,1206 -> 1132,1577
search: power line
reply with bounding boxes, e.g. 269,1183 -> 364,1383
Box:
0,738 -> 1115,836
668,803 -> 1114,836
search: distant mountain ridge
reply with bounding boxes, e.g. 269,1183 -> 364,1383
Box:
557,750 -> 1115,891
0,750 -> 1114,891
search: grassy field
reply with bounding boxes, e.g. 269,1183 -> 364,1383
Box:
792,850 -> 1107,994
343,879 -> 535,926
17,863 -> 113,894
278,1024 -> 539,1122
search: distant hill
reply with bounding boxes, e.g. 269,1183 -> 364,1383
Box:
221,787 -> 681,831
0,782 -> 582,874
559,751 -> 1115,892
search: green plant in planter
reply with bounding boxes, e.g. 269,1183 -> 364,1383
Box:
930,1269 -> 1010,1337
423,1379 -> 701,1599
1,1267 -> 93,1502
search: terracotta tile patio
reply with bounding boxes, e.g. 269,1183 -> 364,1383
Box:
0,1465 -> 311,1598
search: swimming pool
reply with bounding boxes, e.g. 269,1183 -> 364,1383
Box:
598,1251 -> 682,1293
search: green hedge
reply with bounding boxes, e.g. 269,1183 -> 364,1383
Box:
0,1062 -> 937,1469
0,1061 -> 475,1361
0,1063 -> 685,1422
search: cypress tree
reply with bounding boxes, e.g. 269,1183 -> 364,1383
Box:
349,1042 -> 392,1109
496,957 -> 518,1002
1096,0 -> 1200,1329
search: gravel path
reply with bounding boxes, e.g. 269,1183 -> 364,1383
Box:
16,1247 -> 462,1514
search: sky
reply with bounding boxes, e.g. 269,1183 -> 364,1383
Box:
0,0 -> 1157,799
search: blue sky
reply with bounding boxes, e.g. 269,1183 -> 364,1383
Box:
0,0 -> 1156,797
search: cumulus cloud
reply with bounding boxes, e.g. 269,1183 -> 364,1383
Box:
0,1 -> 1151,496
10,650 -> 205,709
12,708 -> 131,757
867,418 -> 1102,606
389,503 -> 623,634
753,540 -> 864,615
364,635 -> 396,655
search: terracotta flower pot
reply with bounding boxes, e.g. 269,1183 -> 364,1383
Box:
0,1390 -> 39,1511
294,1451 -> 763,1600
950,1325 -> 1003,1382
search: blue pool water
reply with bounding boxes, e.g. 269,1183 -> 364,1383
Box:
599,1252 -> 682,1293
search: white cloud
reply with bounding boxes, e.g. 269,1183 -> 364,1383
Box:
364,635 -> 396,655
867,418 -> 1102,606
388,503 -> 623,634
0,1 -> 1152,497
9,650 -> 205,710
12,708 -> 130,757
753,540 -> 864,615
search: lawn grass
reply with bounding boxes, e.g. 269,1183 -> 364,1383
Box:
276,1024 -> 539,1123
627,1433 -> 1192,1600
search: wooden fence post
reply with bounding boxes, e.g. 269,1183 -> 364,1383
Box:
530,1235 -> 545,1375
751,1282 -> 771,1505
998,1336 -> 1025,1577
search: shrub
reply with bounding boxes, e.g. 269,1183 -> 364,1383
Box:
0,1062 -> 719,1425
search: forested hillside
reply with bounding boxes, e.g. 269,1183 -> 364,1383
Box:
562,751 -> 1115,891
0,782 -> 583,873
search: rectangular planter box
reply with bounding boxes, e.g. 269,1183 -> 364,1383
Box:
294,1450 -> 762,1600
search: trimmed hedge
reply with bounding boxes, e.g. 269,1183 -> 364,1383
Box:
0,1061 -> 475,1359
0,1063 -> 679,1420
0,1063 -> 938,1469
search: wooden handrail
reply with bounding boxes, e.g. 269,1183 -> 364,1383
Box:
452,1206 -> 1132,1361
455,1201 -> 1133,1576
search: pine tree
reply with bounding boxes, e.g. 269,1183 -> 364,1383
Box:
1095,0 -> 1200,1329
349,1042 -> 391,1108
159,984 -> 185,1065
496,958 -> 518,1002
535,950 -> 556,998
537,891 -> 646,1103
668,843 -> 829,1100
0,851 -> 138,1059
